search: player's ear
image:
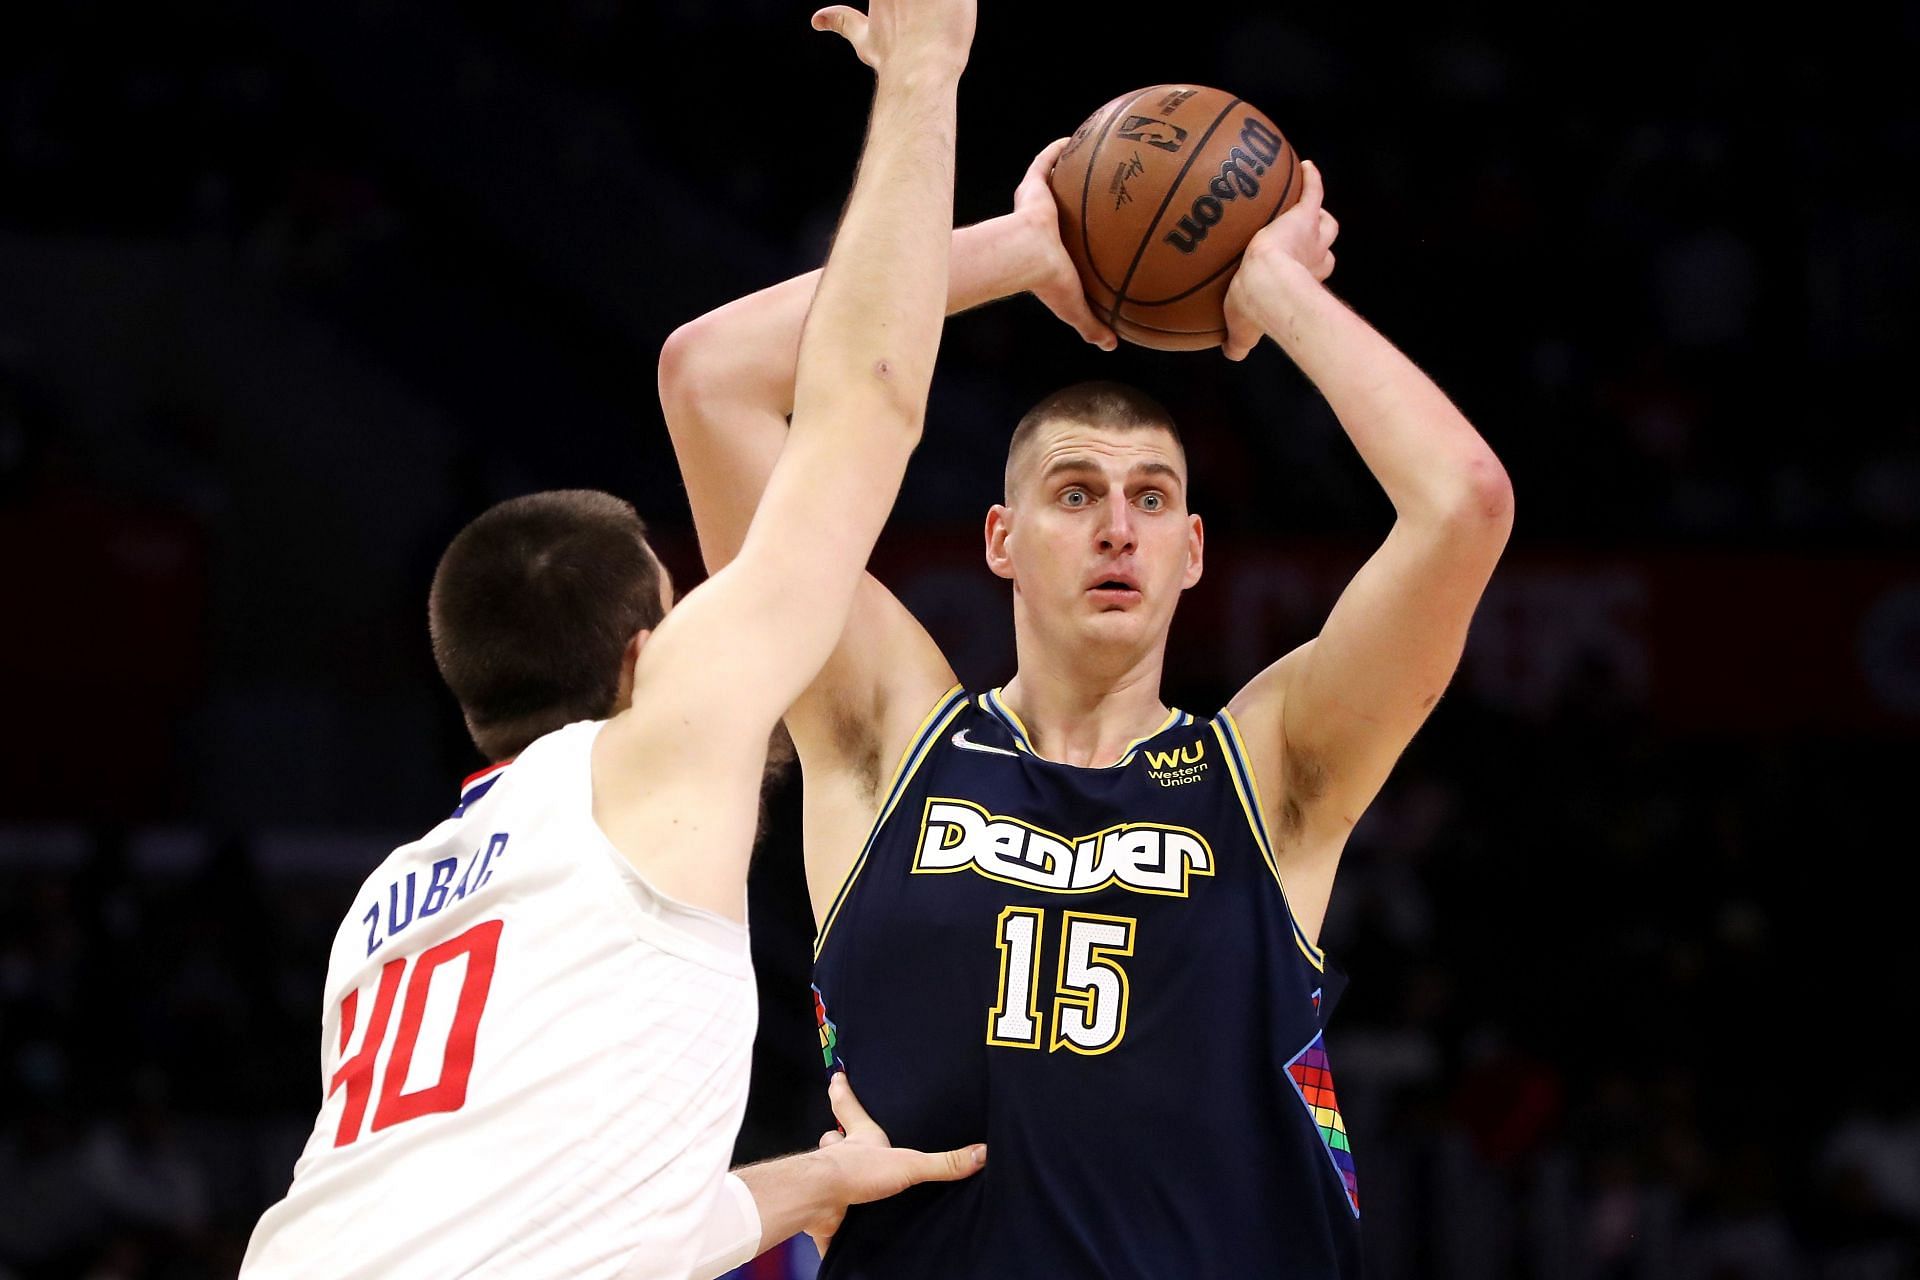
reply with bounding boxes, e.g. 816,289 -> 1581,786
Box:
985,505 -> 1015,581
612,629 -> 651,714
1181,513 -> 1204,590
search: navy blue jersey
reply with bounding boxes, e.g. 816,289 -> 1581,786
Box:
812,687 -> 1363,1278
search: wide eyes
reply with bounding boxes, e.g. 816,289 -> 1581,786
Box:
1056,485 -> 1170,511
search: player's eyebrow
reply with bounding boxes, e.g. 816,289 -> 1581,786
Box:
1131,460 -> 1183,488
1039,455 -> 1186,493
1040,455 -> 1105,483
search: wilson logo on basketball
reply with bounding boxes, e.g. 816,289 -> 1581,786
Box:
1117,115 -> 1189,153
1163,118 -> 1286,255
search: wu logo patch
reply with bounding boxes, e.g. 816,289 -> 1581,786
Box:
1143,738 -> 1208,788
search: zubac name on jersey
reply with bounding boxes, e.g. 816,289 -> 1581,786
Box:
243,722 -> 756,1280
812,689 -> 1363,1279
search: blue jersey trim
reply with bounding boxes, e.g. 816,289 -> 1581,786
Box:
449,770 -> 505,818
1211,711 -> 1326,972
982,689 -> 1186,768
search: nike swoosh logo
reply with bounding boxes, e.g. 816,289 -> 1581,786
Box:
951,729 -> 1019,758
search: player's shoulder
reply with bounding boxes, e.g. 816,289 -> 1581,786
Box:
329,721 -> 604,931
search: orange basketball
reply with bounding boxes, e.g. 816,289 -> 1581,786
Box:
1049,85 -> 1301,351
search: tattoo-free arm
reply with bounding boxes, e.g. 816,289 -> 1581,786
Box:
1225,163 -> 1513,940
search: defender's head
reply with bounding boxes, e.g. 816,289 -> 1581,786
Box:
987,381 -> 1203,661
429,490 -> 672,761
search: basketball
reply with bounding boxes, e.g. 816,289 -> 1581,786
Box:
1050,85 -> 1301,351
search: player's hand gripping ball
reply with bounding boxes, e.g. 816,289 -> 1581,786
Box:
1049,85 -> 1301,351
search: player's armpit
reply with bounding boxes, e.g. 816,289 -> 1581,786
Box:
1230,494 -> 1510,938
587,536 -> 916,920
785,576 -> 958,926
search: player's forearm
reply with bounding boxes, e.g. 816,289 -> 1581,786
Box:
732,1152 -> 840,1259
681,1158 -> 835,1280
661,215 -> 1038,572
790,67 -> 960,440
662,214 -> 1045,425
1255,258 -> 1512,528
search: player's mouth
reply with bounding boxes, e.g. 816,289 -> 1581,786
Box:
1086,571 -> 1143,609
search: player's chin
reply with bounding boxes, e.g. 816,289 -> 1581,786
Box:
1079,602 -> 1153,637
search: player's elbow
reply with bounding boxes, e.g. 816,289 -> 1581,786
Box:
866,352 -> 937,442
800,366 -> 930,453
1445,450 -> 1514,535
657,316 -> 731,425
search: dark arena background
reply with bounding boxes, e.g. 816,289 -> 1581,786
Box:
2,1 -> 1916,1276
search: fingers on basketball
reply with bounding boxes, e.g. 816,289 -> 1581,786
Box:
1298,159 -> 1325,214
1054,285 -> 1118,350
1030,137 -> 1073,185
1221,299 -> 1260,363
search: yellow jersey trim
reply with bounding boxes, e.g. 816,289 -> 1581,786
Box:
983,689 -> 1035,753
1115,706 -> 1187,766
984,689 -> 1185,769
1211,711 -> 1327,972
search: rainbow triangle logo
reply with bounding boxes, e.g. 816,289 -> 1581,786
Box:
1285,1031 -> 1359,1217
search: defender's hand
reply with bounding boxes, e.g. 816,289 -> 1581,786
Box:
812,0 -> 976,78
1222,159 -> 1339,361
1016,139 -> 1118,351
805,1071 -> 985,1258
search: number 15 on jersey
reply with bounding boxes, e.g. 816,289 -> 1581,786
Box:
988,907 -> 1137,1056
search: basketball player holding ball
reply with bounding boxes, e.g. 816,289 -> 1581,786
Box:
662,83 -> 1512,1276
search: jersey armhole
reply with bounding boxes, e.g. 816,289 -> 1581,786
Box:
571,720 -> 753,974
1211,710 -> 1328,973
812,684 -> 969,959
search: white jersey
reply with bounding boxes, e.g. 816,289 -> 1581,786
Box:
242,720 -> 757,1280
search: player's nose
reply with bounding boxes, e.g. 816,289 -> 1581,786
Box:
1096,503 -> 1137,553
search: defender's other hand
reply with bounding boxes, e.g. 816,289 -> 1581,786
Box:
1222,159 -> 1338,361
805,1072 -> 985,1257
1015,139 -> 1117,351
812,0 -> 977,78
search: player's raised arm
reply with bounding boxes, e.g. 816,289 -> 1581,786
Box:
661,140 -> 1113,576
592,0 -> 976,916
658,140 -> 1111,914
1222,162 -> 1514,942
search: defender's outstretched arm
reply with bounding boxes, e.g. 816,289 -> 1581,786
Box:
595,0 -> 975,919
1224,162 -> 1514,942
662,141 -> 1111,573
658,143 -> 1108,917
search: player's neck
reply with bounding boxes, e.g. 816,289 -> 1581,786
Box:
999,657 -> 1169,769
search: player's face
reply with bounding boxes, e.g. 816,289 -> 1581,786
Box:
987,421 -> 1203,656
